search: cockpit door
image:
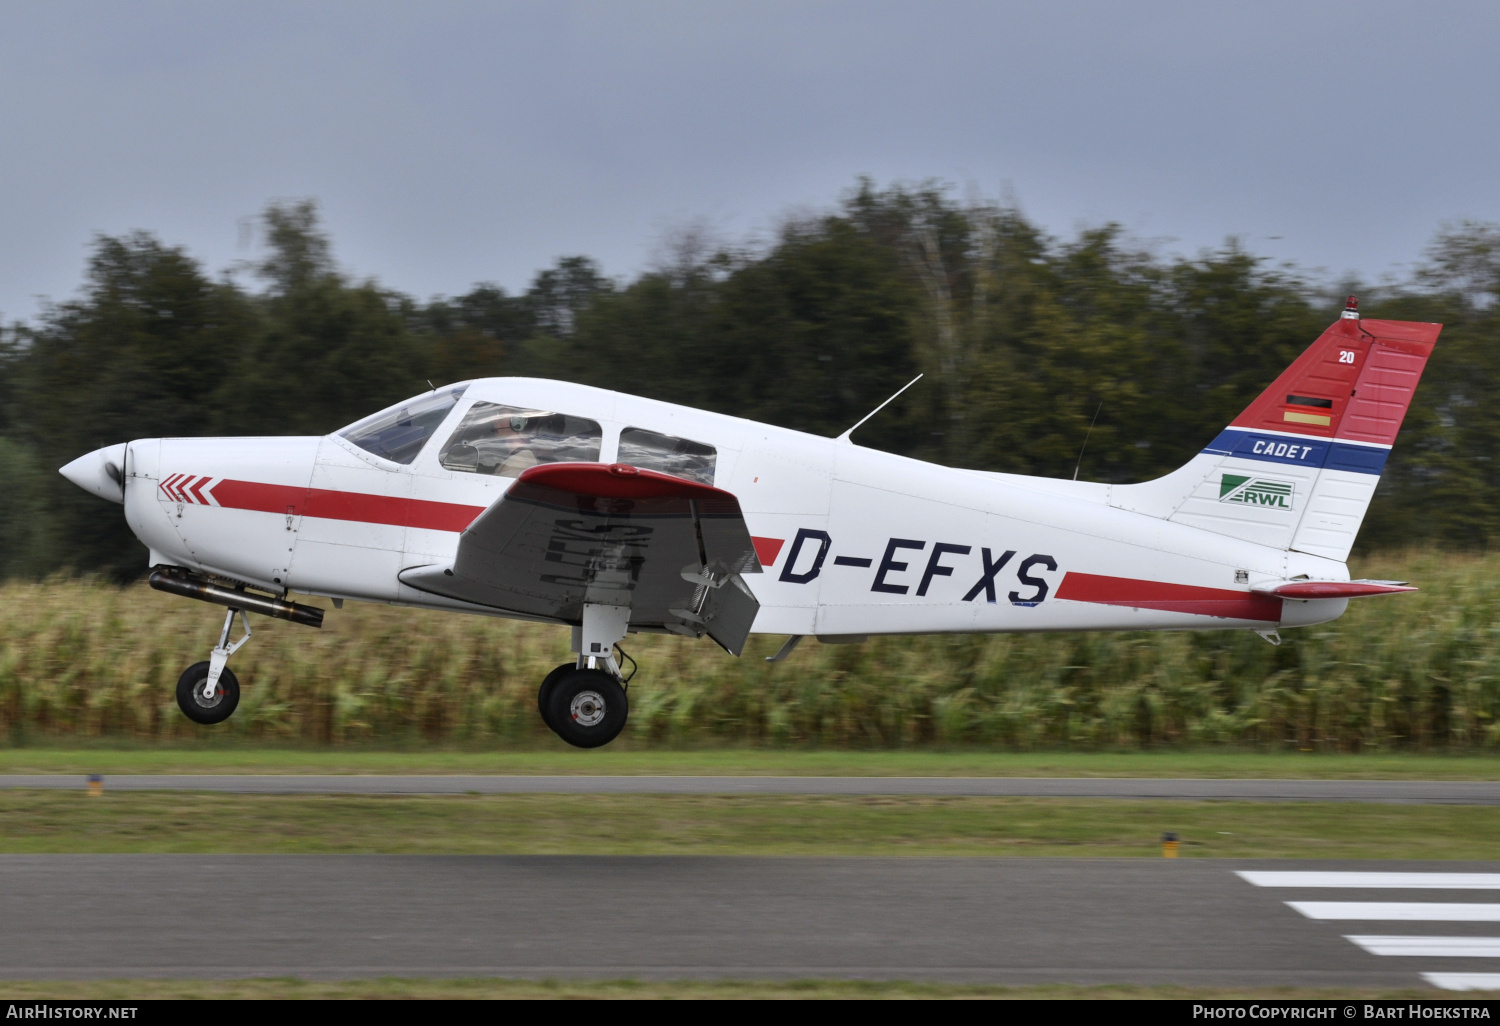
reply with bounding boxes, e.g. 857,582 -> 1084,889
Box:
286,437 -> 412,601
292,385 -> 470,601
402,399 -> 608,581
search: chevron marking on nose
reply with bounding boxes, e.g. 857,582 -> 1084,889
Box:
187,476 -> 212,504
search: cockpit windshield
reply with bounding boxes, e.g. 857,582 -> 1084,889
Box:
337,384 -> 469,465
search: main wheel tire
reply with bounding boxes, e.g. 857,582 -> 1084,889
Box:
537,662 -> 575,734
545,669 -> 628,749
175,661 -> 240,725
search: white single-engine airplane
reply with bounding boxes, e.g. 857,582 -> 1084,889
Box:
61,298 -> 1437,748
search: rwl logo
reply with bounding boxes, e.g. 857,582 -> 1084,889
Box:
1219,474 -> 1294,510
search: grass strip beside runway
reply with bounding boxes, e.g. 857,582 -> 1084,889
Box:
0,979 -> 1464,999
4,792 -> 1500,858
5,749 -> 1500,778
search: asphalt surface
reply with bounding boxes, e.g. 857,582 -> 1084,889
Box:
2,775 -> 1498,803
3,856 -> 1499,985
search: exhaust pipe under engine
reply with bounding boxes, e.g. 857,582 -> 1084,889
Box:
148,569 -> 325,628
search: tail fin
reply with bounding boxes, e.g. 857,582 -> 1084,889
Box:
1110,299 -> 1440,561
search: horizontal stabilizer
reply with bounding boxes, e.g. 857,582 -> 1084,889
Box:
1253,579 -> 1417,599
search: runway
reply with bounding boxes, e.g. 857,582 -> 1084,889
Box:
4,856 -> 1500,987
2,775 -> 1497,803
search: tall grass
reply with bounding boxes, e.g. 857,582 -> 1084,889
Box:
1,550 -> 1497,749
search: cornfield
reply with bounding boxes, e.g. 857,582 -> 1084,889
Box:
1,550 -> 1498,749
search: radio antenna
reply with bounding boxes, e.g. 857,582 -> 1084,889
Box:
836,374 -> 923,444
1072,401 -> 1103,481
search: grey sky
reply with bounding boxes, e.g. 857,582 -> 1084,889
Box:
2,0 -> 1497,323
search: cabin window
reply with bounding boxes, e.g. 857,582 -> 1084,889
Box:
617,427 -> 717,485
438,402 -> 602,477
338,385 -> 469,465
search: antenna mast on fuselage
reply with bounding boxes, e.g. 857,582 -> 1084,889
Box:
835,374 -> 924,444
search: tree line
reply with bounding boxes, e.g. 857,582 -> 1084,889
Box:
2,184 -> 1497,580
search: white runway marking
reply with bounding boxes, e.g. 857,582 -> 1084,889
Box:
1289,902 -> 1500,921
1421,973 -> 1500,991
1238,871 -> 1500,989
1238,871 -> 1500,890
1345,936 -> 1500,958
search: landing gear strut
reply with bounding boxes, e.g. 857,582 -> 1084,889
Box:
149,568 -> 324,727
538,604 -> 634,748
176,607 -> 250,725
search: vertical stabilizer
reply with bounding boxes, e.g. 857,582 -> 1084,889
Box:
1109,299 -> 1440,561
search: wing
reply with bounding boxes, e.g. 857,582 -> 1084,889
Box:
399,462 -> 763,655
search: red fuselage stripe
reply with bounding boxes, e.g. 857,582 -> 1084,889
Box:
751,536 -> 785,567
1055,571 -> 1282,622
208,479 -> 486,533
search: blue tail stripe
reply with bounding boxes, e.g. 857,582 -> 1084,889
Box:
1325,442 -> 1390,474
1201,430 -> 1388,475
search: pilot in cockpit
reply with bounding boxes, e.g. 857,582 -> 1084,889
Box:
439,402 -> 597,477
488,413 -> 540,477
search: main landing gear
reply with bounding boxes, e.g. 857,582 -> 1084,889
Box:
538,604 -> 636,749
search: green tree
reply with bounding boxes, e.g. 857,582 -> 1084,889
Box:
564,205 -> 923,449
9,232 -> 252,578
1359,223 -> 1500,549
220,201 -> 429,435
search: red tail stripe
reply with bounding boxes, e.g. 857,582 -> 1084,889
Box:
1229,320 -> 1365,439
1341,345 -> 1429,447
1228,316 -> 1439,445
1056,571 -> 1282,622
209,479 -> 486,533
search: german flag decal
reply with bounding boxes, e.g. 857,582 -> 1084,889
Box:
1284,394 -> 1333,426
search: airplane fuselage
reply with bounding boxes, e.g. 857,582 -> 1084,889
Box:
117,376 -> 1349,639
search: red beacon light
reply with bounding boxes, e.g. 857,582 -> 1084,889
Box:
1342,295 -> 1359,320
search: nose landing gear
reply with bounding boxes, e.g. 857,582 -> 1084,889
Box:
176,662 -> 241,724
150,569 -> 324,727
175,607 -> 250,725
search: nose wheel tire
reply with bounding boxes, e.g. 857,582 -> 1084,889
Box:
536,662 -> 575,735
175,661 -> 241,725
545,669 -> 628,749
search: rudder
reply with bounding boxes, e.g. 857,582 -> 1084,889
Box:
1110,299 -> 1440,561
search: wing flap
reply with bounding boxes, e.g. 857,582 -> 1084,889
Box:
401,463 -> 761,643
